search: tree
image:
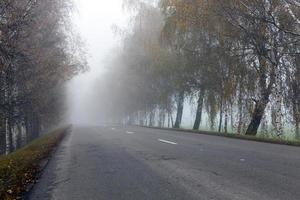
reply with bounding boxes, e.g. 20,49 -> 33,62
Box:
0,0 -> 86,154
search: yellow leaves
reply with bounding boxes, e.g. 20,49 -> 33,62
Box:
161,0 -> 221,33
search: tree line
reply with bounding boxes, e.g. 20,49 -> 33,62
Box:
0,0 -> 85,154
98,0 -> 299,139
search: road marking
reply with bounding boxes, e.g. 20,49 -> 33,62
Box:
240,158 -> 246,162
158,139 -> 177,145
126,131 -> 135,134
111,128 -> 116,130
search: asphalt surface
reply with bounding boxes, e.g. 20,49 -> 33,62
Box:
28,126 -> 300,200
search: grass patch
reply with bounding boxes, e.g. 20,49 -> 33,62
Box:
0,126 -> 71,199
140,126 -> 300,147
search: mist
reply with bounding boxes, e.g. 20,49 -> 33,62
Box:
1,1 -> 300,199
67,0 -> 128,125
67,0 -> 299,139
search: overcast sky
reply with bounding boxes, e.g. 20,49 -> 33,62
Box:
67,0 -> 128,124
66,0 -> 197,127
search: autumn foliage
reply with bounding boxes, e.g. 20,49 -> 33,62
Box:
99,0 -> 299,138
0,0 -> 86,154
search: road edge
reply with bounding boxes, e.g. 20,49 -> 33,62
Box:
137,125 -> 300,147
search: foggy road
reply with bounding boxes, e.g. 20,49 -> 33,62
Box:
28,126 -> 300,200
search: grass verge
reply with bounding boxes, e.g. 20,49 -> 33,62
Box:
0,126 -> 71,200
140,126 -> 300,147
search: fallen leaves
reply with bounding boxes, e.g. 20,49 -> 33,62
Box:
0,126 -> 69,199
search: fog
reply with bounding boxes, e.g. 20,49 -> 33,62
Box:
67,0 -> 195,127
67,0 -> 128,125
0,0 -> 296,156
65,0 -> 299,139
1,0 -> 299,196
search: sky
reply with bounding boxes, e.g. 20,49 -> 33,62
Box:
67,0 -> 128,124
67,0 -> 196,127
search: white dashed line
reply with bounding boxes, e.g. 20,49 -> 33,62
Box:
126,131 -> 135,134
111,128 -> 116,130
158,139 -> 177,145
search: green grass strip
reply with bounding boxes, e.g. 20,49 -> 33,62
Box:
0,126 -> 70,199
140,126 -> 300,146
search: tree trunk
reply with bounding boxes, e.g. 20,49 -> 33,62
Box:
296,122 -> 300,140
224,103 -> 228,133
246,98 -> 269,135
0,72 -> 6,154
237,99 -> 243,134
245,55 -> 275,136
16,123 -> 23,149
7,118 -> 14,153
145,111 -> 148,126
193,89 -> 205,130
174,91 -> 184,128
149,110 -> 155,127
162,112 -> 166,127
158,109 -> 164,127
0,115 -> 6,155
167,113 -> 170,128
218,98 -> 223,132
224,111 -> 228,133
230,104 -> 234,131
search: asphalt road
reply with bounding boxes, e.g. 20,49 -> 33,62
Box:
28,126 -> 300,200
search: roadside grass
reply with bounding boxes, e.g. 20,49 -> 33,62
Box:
0,126 -> 71,200
140,126 -> 300,147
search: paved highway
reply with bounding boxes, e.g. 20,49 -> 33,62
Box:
28,126 -> 300,200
